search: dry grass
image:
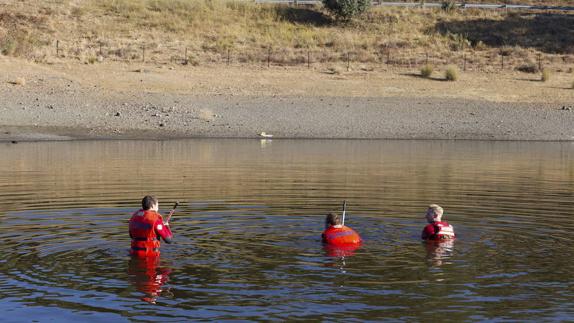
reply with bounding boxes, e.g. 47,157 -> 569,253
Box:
445,65 -> 458,81
0,0 -> 572,71
420,64 -> 433,78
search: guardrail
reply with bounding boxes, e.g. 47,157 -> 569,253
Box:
255,0 -> 574,11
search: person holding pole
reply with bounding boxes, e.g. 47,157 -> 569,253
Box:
129,196 -> 175,257
322,201 -> 362,246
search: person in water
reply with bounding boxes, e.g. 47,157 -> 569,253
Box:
421,204 -> 455,241
322,212 -> 362,246
129,195 -> 173,257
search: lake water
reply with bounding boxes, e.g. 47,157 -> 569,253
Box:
0,139 -> 573,321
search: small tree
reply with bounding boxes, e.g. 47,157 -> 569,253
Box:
323,0 -> 371,21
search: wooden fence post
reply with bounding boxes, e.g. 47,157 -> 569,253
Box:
347,52 -> 350,71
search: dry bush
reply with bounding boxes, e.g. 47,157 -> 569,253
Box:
445,65 -> 458,81
420,64 -> 433,78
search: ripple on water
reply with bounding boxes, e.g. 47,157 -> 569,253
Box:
0,140 -> 573,321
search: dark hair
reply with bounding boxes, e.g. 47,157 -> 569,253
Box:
142,195 -> 158,210
325,212 -> 341,226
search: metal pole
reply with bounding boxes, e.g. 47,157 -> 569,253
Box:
142,45 -> 145,63
463,52 -> 466,71
227,48 -> 230,66
56,40 -> 59,57
341,200 -> 347,226
267,46 -> 271,68
185,47 -> 188,64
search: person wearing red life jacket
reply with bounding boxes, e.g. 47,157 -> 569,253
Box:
421,204 -> 455,241
129,195 -> 173,257
322,212 -> 362,246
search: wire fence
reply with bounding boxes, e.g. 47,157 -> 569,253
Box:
49,39 -> 574,74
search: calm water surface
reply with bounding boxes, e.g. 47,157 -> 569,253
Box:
0,139 -> 573,322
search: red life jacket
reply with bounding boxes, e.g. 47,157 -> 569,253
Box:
129,209 -> 173,257
322,225 -> 362,246
422,221 -> 455,241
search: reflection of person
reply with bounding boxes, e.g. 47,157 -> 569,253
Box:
128,256 -> 172,304
424,238 -> 454,267
421,204 -> 455,241
129,196 -> 173,257
322,212 -> 362,246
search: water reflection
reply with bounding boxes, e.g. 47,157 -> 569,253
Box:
0,139 -> 573,321
127,257 -> 172,304
423,240 -> 455,267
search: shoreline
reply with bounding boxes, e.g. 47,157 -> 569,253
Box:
1,58 -> 573,142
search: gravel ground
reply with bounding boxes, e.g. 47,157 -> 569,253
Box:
1,59 -> 573,142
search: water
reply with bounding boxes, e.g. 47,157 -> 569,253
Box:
0,139 -> 573,321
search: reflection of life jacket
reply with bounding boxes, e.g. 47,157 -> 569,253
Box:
323,243 -> 361,257
422,221 -> 455,241
129,209 -> 173,257
322,225 -> 362,246
128,256 -> 172,304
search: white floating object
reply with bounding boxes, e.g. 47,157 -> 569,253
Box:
259,132 -> 273,138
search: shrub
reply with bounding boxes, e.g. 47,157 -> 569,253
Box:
441,1 -> 457,12
541,69 -> 550,82
445,65 -> 458,81
420,64 -> 433,78
322,0 -> 371,21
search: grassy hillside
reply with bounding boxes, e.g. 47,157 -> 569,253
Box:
1,0 -> 573,71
